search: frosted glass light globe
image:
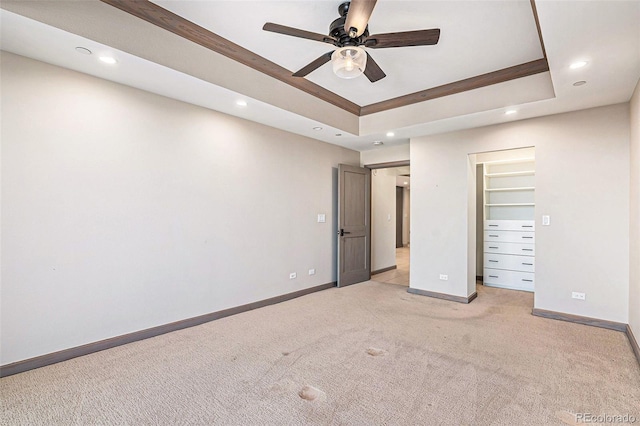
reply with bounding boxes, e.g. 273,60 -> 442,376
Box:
332,47 -> 367,79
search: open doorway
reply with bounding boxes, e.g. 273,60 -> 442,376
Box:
369,165 -> 410,287
474,147 -> 535,295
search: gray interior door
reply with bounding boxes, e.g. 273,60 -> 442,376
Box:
337,164 -> 371,287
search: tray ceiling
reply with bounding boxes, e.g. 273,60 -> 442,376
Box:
153,0 -> 545,107
1,1 -> 638,151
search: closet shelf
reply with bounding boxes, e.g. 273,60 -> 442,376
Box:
483,157 -> 535,165
485,187 -> 535,192
486,203 -> 535,207
485,170 -> 535,177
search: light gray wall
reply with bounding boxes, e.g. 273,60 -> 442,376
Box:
360,145 -> 410,166
371,169 -> 397,272
411,104 -> 630,323
630,78 -> 640,337
0,52 -> 360,364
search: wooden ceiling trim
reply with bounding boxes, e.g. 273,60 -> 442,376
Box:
360,58 -> 549,116
530,0 -> 547,59
99,0 -> 361,115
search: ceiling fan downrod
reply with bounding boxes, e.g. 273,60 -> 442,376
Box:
330,2 -> 368,47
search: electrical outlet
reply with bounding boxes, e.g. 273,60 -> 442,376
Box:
308,269 -> 315,275
572,292 -> 586,300
289,272 -> 297,279
439,274 -> 448,281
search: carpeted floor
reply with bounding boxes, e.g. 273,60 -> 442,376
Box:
1,282 -> 639,425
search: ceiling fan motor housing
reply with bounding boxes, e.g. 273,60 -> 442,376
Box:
338,2 -> 350,17
330,3 -> 369,47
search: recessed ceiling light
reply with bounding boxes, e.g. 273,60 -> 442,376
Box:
505,109 -> 517,115
99,56 -> 117,65
373,141 -> 383,146
75,47 -> 92,55
570,61 -> 588,69
235,100 -> 247,107
313,126 -> 323,131
386,132 -> 395,137
573,81 -> 587,86
335,133 -> 342,137
403,181 -> 408,185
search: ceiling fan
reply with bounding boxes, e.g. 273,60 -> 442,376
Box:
262,0 -> 440,83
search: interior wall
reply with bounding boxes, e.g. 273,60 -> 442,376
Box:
411,104 -> 630,324
630,78 -> 640,337
0,52 -> 360,365
475,147 -> 535,163
371,169 -> 397,272
360,145 -> 410,166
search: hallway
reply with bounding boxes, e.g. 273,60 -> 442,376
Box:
371,247 -> 410,286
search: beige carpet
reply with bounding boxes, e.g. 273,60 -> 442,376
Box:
2,282 -> 639,425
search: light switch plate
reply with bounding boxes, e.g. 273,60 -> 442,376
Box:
317,214 -> 326,223
542,215 -> 550,226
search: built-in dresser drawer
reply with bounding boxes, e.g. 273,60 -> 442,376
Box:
485,220 -> 535,231
484,253 -> 535,273
484,230 -> 535,244
483,268 -> 535,291
484,242 -> 535,256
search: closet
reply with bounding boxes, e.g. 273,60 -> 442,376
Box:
481,153 -> 535,292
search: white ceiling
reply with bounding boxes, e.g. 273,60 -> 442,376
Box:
1,1 -> 639,152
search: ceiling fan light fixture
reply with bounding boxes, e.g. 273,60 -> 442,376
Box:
332,47 -> 367,79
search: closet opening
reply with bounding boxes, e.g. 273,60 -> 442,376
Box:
475,147 -> 536,295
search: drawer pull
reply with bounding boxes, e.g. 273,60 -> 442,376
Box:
489,246 -> 499,249
489,234 -> 499,237
522,279 -> 533,282
522,249 -> 533,252
522,263 -> 533,266
488,224 -> 499,227
521,236 -> 533,239
488,260 -> 498,263
521,225 -> 533,228
489,275 -> 499,278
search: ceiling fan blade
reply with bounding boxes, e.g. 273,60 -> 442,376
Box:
292,51 -> 334,77
363,52 -> 386,82
263,23 -> 337,45
365,29 -> 441,49
344,0 -> 378,38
